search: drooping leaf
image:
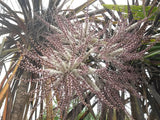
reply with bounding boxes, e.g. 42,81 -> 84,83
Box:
66,0 -> 97,17
145,50 -> 160,58
0,55 -> 23,107
148,43 -> 160,52
2,90 -> 9,120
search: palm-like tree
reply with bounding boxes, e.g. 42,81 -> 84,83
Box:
0,0 -> 160,120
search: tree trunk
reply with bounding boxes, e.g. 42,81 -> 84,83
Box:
10,72 -> 30,120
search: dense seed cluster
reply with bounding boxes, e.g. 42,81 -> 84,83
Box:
22,15 -> 151,117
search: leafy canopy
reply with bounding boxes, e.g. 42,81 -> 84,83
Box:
102,4 -> 159,20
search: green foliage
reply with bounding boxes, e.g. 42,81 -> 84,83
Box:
42,113 -> 60,120
144,43 -> 160,65
142,33 -> 160,65
43,114 -> 46,120
84,113 -> 95,120
102,4 -> 158,20
77,110 -> 96,120
148,43 -> 160,52
77,108 -> 85,119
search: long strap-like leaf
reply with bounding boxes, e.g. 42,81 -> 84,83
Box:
66,0 -> 97,18
0,55 -> 23,108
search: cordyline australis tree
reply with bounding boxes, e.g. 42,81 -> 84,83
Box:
21,13 -> 152,119
0,0 -> 160,120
